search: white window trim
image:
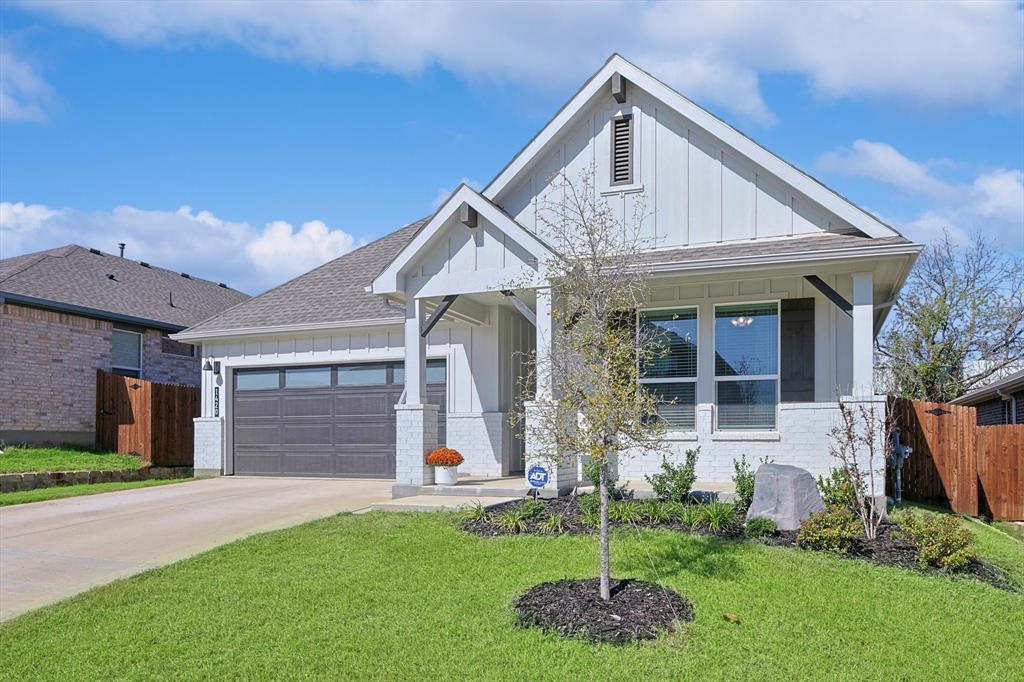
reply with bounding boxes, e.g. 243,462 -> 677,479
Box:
638,305 -> 699,433
712,300 -> 781,432
111,328 -> 143,377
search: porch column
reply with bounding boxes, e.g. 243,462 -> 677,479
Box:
396,297 -> 437,486
851,271 -> 874,397
524,287 -> 577,497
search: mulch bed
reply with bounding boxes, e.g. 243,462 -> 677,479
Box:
463,495 -> 1016,591
515,578 -> 694,644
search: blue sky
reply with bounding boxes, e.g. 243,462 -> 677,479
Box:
2,1 -> 1022,294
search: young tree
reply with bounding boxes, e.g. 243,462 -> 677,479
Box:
878,231 -> 1024,402
828,397 -> 890,540
513,169 -> 668,601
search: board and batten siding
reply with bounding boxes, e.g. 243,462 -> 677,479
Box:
496,86 -> 856,251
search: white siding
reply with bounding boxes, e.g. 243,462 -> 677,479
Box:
494,87 -> 860,249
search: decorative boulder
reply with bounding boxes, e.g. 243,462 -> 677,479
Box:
747,464 -> 824,531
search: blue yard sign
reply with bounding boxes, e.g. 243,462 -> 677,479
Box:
527,465 -> 549,488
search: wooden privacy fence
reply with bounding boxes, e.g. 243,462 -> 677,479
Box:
96,370 -> 199,466
890,398 -> 1024,521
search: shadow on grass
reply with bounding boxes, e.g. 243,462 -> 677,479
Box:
616,529 -> 746,582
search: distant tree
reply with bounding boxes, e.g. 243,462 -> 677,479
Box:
878,231 -> 1024,402
512,169 -> 667,602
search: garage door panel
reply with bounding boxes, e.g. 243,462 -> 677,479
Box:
234,396 -> 281,418
282,423 -> 333,445
233,361 -> 445,478
282,394 -> 333,417
234,424 -> 281,446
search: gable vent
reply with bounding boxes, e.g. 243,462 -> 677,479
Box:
610,114 -> 633,185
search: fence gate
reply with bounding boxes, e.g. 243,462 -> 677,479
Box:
891,398 -> 1024,521
96,370 -> 199,466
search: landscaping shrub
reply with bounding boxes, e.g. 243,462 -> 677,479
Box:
520,499 -> 546,520
577,492 -> 600,515
608,500 -> 642,523
645,448 -> 699,502
817,467 -> 858,513
582,459 -> 630,499
663,501 -> 687,523
463,500 -> 489,522
580,509 -> 600,528
894,511 -> 976,570
539,513 -> 567,534
496,509 -> 528,534
796,509 -> 861,553
744,516 -> 778,539
693,502 -> 741,534
639,499 -> 670,524
732,454 -> 772,510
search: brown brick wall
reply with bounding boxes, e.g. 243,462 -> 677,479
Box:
0,303 -> 199,438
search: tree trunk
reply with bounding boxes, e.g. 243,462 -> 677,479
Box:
599,462 -> 610,601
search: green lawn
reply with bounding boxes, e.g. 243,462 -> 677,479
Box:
0,477 -> 196,506
0,446 -> 141,473
1,512 -> 1021,681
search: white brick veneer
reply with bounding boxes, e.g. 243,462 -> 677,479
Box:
395,403 -> 439,486
617,401 -> 856,483
523,400 -> 578,496
445,412 -> 510,476
193,417 -> 223,475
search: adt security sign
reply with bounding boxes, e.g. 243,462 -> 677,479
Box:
527,465 -> 549,488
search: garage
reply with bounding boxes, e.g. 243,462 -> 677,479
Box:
231,360 -> 446,478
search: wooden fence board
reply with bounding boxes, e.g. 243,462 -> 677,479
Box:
892,397 -> 1024,521
96,370 -> 198,466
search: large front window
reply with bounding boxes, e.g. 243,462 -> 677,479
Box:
715,302 -> 779,430
640,308 -> 698,430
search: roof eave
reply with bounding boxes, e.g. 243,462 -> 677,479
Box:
1,291 -> 187,332
170,316 -> 405,343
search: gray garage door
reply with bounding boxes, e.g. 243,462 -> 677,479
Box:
232,360 -> 446,478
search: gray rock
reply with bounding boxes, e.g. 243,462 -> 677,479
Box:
747,463 -> 824,531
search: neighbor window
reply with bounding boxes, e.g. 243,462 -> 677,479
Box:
714,302 -> 779,430
161,333 -> 195,357
639,308 -> 697,429
111,328 -> 142,378
610,113 -> 633,185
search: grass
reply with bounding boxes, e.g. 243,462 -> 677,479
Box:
0,446 -> 141,473
1,512 -> 1021,680
0,478 -> 196,506
992,521 -> 1024,544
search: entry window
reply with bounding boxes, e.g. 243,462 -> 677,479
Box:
639,308 -> 697,429
111,328 -> 142,378
714,302 -> 779,430
339,364 -> 387,386
236,369 -> 280,390
394,360 -> 446,385
285,367 -> 331,388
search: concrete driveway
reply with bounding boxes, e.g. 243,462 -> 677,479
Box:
0,476 -> 392,621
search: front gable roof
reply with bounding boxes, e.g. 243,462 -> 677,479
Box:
371,184 -> 554,297
484,54 -> 899,240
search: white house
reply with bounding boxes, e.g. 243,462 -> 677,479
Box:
174,54 -> 921,496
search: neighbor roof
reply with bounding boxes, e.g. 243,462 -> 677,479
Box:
951,369 -> 1024,406
0,245 -> 249,331
176,218 -> 427,340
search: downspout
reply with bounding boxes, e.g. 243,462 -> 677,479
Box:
996,388 -> 1016,424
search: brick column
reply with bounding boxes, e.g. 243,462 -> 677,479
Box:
193,417 -> 223,477
395,403 -> 439,486
523,400 -> 577,498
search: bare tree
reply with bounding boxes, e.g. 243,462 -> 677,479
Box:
512,169 -> 668,601
828,398 -> 890,540
878,231 -> 1024,402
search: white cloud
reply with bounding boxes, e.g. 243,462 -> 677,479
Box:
0,45 -> 55,121
0,202 -> 364,293
16,0 -> 1023,125
431,178 -> 482,210
816,140 -> 956,199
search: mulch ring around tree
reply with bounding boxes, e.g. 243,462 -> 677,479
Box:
515,578 -> 694,644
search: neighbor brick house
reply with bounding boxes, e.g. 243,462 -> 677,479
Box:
0,245 -> 248,445
952,369 -> 1024,425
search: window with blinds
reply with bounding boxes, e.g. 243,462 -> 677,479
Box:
714,302 -> 779,430
640,308 -> 698,429
610,114 -> 633,185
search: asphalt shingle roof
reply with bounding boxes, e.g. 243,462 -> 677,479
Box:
0,245 -> 249,330
180,218 -> 428,336
639,233 -> 912,267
